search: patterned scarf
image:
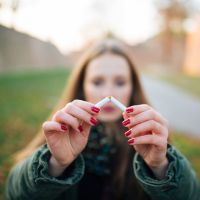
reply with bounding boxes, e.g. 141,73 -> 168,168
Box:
82,123 -> 117,176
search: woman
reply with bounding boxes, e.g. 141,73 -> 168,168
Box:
6,38 -> 199,200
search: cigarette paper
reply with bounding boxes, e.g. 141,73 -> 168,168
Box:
110,96 -> 126,111
95,97 -> 111,108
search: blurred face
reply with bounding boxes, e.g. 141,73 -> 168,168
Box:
83,53 -> 133,122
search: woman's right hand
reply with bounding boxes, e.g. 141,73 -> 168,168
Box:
42,100 -> 100,173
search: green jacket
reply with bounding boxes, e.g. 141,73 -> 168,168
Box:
6,144 -> 200,200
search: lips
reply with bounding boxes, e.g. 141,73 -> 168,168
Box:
102,106 -> 115,112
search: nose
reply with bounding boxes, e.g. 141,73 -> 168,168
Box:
101,86 -> 114,99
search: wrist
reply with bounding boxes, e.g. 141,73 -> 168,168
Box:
148,157 -> 169,180
48,156 -> 70,177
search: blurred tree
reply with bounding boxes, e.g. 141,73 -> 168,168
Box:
0,0 -> 19,11
0,0 -> 4,10
155,0 -> 188,71
11,0 -> 19,13
10,0 -> 19,28
0,0 -> 19,28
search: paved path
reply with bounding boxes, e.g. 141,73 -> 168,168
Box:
142,76 -> 200,138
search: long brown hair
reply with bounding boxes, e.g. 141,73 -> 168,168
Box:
14,36 -> 150,199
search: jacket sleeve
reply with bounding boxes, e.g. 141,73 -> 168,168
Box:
6,144 -> 85,200
133,144 -> 200,200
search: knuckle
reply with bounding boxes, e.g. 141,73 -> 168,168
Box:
72,99 -> 79,104
65,102 -> 74,113
154,122 -> 160,132
163,127 -> 169,137
158,112 -> 168,125
69,117 -> 78,127
54,110 -> 63,121
149,120 -> 155,127
148,109 -> 156,119
42,121 -> 52,132
162,137 -> 168,144
134,125 -> 142,134
159,138 -> 167,147
42,121 -> 47,130
143,104 -> 151,110
65,102 -> 71,109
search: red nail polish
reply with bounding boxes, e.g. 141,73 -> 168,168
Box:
122,119 -> 130,126
90,117 -> 97,125
126,107 -> 134,113
91,106 -> 100,113
61,124 -> 68,131
78,125 -> 83,132
125,130 -> 132,137
128,138 -> 135,145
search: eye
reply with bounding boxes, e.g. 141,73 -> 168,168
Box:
116,80 -> 126,86
92,79 -> 103,86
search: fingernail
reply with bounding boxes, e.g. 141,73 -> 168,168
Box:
126,107 -> 134,113
78,125 -> 83,132
91,106 -> 100,113
90,117 -> 97,125
128,138 -> 135,145
61,124 -> 68,131
125,129 -> 132,137
122,119 -> 130,126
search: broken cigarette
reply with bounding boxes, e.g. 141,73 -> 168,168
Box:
110,96 -> 126,111
95,96 -> 126,111
95,96 -> 111,108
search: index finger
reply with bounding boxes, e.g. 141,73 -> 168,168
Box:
64,99 -> 100,115
123,104 -> 151,117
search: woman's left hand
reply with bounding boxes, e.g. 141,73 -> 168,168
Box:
122,104 -> 169,179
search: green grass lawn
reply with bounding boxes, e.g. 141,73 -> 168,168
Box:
0,69 -> 200,198
0,68 -> 71,198
171,133 -> 200,179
